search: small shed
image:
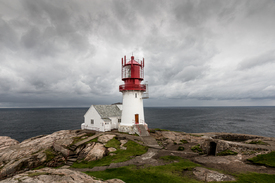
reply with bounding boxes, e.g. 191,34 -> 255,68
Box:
81,104 -> 122,132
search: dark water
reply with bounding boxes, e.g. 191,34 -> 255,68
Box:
0,107 -> 275,142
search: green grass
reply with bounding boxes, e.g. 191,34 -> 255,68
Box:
85,137 -> 98,144
160,155 -> 182,162
85,156 -> 201,183
178,146 -> 185,151
71,140 -> 148,168
105,138 -> 121,149
248,140 -> 269,145
44,148 -> 56,162
180,139 -> 188,144
223,173 -> 275,183
189,134 -> 203,137
248,151 -> 275,167
217,149 -> 238,156
191,144 -> 203,154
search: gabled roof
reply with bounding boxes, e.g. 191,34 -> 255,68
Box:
94,105 -> 121,118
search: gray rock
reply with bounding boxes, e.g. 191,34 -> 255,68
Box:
108,147 -> 116,152
0,137 -> 19,151
0,130 -> 80,178
84,143 -> 106,161
98,135 -> 116,143
193,167 -> 236,182
0,167 -> 125,183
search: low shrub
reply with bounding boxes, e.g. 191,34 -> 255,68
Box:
180,139 -> 188,144
217,149 -> 238,156
191,144 -> 203,154
177,146 -> 185,151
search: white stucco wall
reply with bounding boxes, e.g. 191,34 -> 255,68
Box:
82,105 -> 105,132
121,91 -> 145,127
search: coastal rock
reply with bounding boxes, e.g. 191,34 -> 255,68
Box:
193,167 -> 236,182
0,167 -> 125,183
0,137 -> 19,151
98,135 -> 116,143
0,130 -> 80,179
85,143 -> 106,161
53,142 -> 73,157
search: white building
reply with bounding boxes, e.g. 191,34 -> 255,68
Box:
81,104 -> 122,132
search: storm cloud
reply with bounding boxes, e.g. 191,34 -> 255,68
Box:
0,0 -> 275,107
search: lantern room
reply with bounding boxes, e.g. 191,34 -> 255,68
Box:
119,56 -> 146,92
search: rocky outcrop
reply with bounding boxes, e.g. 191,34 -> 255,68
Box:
84,143 -> 107,161
0,167 -> 125,183
0,137 -> 19,151
0,130 -> 80,179
193,167 -> 236,182
98,135 -> 116,143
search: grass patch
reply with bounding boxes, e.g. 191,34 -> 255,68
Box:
154,128 -> 170,131
105,138 -> 121,149
248,151 -> 275,167
247,140 -> 269,145
85,157 -> 200,183
44,148 -> 56,162
191,144 -> 203,154
189,134 -> 203,137
84,137 -> 98,144
160,155 -> 182,162
223,172 -> 275,183
178,146 -> 185,151
217,149 -> 238,156
71,140 -> 148,168
180,139 -> 188,144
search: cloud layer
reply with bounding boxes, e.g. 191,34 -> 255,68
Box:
0,0 -> 275,107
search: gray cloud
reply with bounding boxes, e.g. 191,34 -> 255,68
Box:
0,0 -> 275,107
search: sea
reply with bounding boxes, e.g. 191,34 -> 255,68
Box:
0,107 -> 275,142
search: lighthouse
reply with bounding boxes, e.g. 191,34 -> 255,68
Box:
118,55 -> 149,134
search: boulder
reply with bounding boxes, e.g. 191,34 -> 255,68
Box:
108,147 -> 116,152
85,143 -> 106,161
53,143 -> 73,157
0,137 -> 19,151
98,135 -> 116,143
193,167 -> 236,182
0,167 -> 125,183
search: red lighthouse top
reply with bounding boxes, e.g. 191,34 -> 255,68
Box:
119,55 -> 146,92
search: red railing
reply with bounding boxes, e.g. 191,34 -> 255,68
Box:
119,84 -> 146,92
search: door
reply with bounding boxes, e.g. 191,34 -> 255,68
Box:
135,114 -> 139,124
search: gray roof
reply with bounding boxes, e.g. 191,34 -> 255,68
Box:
94,105 -> 121,118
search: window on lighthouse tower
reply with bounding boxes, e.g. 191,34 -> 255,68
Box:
135,93 -> 137,98
125,65 -> 131,78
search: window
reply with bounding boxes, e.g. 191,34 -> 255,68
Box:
118,119 -> 121,123
135,93 -> 137,98
91,119 -> 94,125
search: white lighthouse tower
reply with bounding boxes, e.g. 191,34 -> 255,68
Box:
118,55 -> 149,134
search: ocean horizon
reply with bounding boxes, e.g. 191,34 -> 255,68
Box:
1,106 -> 275,142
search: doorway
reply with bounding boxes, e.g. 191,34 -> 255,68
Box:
209,142 -> 217,155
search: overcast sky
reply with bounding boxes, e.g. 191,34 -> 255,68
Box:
0,0 -> 275,108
